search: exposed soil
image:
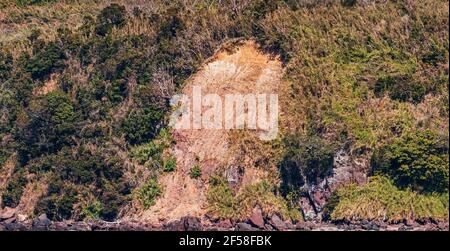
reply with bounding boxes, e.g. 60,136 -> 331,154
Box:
139,40 -> 283,224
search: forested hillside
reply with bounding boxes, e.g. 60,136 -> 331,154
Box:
0,0 -> 448,229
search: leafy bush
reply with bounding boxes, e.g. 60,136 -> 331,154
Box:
135,178 -> 162,209
122,108 -> 165,145
163,155 -> 176,172
0,149 -> 9,168
279,134 -> 335,195
190,165 -> 202,179
372,130 -> 449,193
206,176 -> 240,219
331,176 -> 449,222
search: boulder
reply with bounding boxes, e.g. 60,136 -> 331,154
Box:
224,165 -> 244,187
16,214 -> 27,222
166,219 -> 184,231
182,216 -> 203,231
0,207 -> 16,220
3,217 -> 16,224
68,222 -> 91,231
269,214 -> 287,230
5,222 -> 28,231
166,216 -> 203,231
217,219 -> 233,229
32,214 -> 52,231
249,207 -> 265,229
50,221 -> 69,231
235,222 -> 259,231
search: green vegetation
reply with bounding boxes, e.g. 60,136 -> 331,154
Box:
331,176 -> 449,222
206,177 -> 302,222
2,172 -> 27,208
135,178 -> 162,209
30,148 -> 130,221
163,155 -> 176,172
190,165 -> 202,179
0,0 -> 448,223
26,42 -> 66,80
279,135 -> 335,194
95,3 -> 127,36
372,129 -> 449,193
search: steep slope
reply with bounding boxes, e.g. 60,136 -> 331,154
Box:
138,40 -> 283,223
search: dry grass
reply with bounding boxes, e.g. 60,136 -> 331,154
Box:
332,176 -> 449,222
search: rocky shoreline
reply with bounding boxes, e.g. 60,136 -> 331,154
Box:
1,212 -> 448,231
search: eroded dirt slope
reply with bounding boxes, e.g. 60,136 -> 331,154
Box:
139,40 -> 283,223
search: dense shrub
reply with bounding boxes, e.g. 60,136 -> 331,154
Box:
95,4 -> 127,36
374,75 -> 428,104
32,148 -> 130,221
372,130 -> 449,193
26,42 -> 66,80
122,108 -> 165,145
0,51 -> 13,81
2,171 -> 27,208
16,91 -> 77,165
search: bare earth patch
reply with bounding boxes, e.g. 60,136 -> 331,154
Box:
140,40 -> 283,224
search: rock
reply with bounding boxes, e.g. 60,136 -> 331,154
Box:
264,223 -> 275,231
68,222 -> 91,231
437,222 -> 449,231
300,197 -> 316,220
5,222 -> 28,231
398,224 -> 414,231
182,216 -> 203,231
0,207 -> 16,220
32,214 -> 52,231
311,187 -> 329,211
166,216 -> 203,231
295,222 -> 313,230
269,214 -> 287,230
224,165 -> 244,187
16,214 -> 27,222
235,222 -> 259,231
249,207 -> 265,229
3,217 -> 16,224
50,221 -> 69,231
166,219 -> 185,231
217,219 -> 233,229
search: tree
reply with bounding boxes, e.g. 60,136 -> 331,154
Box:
26,42 -> 66,80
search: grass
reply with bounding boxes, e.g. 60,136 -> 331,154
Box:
206,177 -> 302,222
331,176 -> 449,222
